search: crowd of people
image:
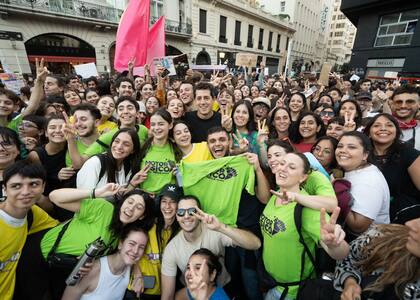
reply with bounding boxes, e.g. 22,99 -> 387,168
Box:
0,57 -> 419,300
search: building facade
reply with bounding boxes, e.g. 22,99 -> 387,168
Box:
190,0 -> 294,75
342,0 -> 420,78
260,0 -> 334,72
0,0 -> 192,74
326,0 -> 356,67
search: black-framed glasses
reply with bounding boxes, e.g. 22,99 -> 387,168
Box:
176,207 -> 197,217
18,121 -> 39,130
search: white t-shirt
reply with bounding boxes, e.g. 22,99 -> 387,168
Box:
76,156 -> 131,189
401,123 -> 420,151
161,224 -> 233,286
345,164 -> 390,224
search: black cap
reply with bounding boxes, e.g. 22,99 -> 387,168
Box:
356,91 -> 372,101
157,184 -> 183,203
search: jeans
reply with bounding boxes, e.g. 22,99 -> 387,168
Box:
224,246 -> 262,300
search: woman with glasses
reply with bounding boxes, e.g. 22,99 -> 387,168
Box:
18,115 -> 46,152
316,105 -> 335,125
0,127 -> 21,201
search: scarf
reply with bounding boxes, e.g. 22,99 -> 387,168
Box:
393,114 -> 418,130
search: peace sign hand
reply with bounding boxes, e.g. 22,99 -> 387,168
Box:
232,130 -> 249,152
128,57 -> 136,71
95,183 -> 123,198
270,189 -> 298,206
320,207 -> 345,248
35,58 -> 49,82
61,111 -> 78,140
276,93 -> 287,108
193,207 -> 222,231
130,163 -> 152,187
257,119 -> 268,144
220,107 -> 233,132
187,258 -> 210,300
344,110 -> 356,132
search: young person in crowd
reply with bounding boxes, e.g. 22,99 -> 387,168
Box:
311,136 -> 339,174
364,113 -> 420,223
292,112 -> 326,153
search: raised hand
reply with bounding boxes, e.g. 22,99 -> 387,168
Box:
232,130 -> 249,152
128,57 -> 136,71
130,163 -> 152,187
343,110 -> 356,132
243,152 -> 260,170
61,111 -> 78,140
220,106 -> 232,132
276,93 -> 287,108
270,189 -> 298,206
193,207 -> 222,231
320,207 -> 345,248
58,167 -> 76,181
187,259 -> 210,300
21,137 -> 38,151
95,183 -> 122,198
35,58 -> 49,82
256,119 -> 268,144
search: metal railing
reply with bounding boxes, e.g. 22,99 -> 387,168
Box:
151,16 -> 192,35
0,0 -> 193,35
0,0 -> 123,23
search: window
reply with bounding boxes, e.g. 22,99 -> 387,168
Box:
336,23 -> 345,28
258,28 -> 264,50
150,0 -> 163,18
334,32 -> 344,37
199,9 -> 207,33
247,25 -> 254,48
234,20 -> 241,46
276,34 -> 281,52
280,1 -> 285,12
219,15 -> 227,43
286,37 -> 289,50
375,9 -> 419,47
267,31 -> 273,51
332,15 -> 336,21
337,14 -> 346,20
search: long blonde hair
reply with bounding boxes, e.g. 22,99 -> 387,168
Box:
359,224 -> 420,298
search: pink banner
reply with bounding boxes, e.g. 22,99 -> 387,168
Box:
114,0 -> 150,72
146,16 -> 166,76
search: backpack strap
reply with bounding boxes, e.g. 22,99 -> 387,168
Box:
294,204 -> 318,276
96,138 -> 109,150
47,219 -> 72,259
27,208 -> 33,231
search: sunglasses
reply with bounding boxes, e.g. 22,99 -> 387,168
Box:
320,111 -> 335,117
176,207 -> 197,217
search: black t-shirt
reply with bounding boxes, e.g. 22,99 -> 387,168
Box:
183,111 -> 222,143
373,145 -> 420,221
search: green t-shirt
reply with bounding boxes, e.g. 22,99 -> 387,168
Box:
65,139 -> 89,167
140,143 -> 176,193
83,125 -> 148,157
7,114 -> 23,133
303,170 -> 335,197
40,198 -> 115,258
260,193 -> 322,299
180,156 -> 255,225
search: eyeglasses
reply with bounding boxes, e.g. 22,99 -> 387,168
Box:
176,207 -> 197,217
0,141 -> 16,149
320,111 -> 335,117
18,121 -> 38,130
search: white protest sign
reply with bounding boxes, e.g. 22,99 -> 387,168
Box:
349,74 -> 360,82
384,71 -> 398,78
74,63 -> 98,78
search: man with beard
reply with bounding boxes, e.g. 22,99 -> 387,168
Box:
160,195 -> 261,300
389,85 -> 420,150
115,77 -> 135,98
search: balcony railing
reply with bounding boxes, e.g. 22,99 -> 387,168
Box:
151,16 -> 192,36
0,0 -> 192,36
0,0 -> 123,23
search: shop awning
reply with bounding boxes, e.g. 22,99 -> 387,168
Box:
27,55 -> 96,64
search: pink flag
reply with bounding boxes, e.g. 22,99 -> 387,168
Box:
114,0 -> 150,72
146,16 -> 166,76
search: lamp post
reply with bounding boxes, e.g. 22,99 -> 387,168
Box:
219,51 -> 225,65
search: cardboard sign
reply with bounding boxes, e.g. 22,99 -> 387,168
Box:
318,62 -> 332,86
74,63 -> 99,78
0,73 -> 25,95
235,53 -> 258,68
384,71 -> 398,78
349,74 -> 360,82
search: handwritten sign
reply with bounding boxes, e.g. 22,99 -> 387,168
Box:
235,53 -> 258,68
74,63 -> 99,78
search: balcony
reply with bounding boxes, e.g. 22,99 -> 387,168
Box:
0,0 -> 193,37
0,0 -> 123,24
150,16 -> 192,37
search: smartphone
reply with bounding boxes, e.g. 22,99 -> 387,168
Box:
161,68 -> 170,78
143,276 -> 156,289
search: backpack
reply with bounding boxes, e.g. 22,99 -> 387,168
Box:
27,208 -> 33,231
